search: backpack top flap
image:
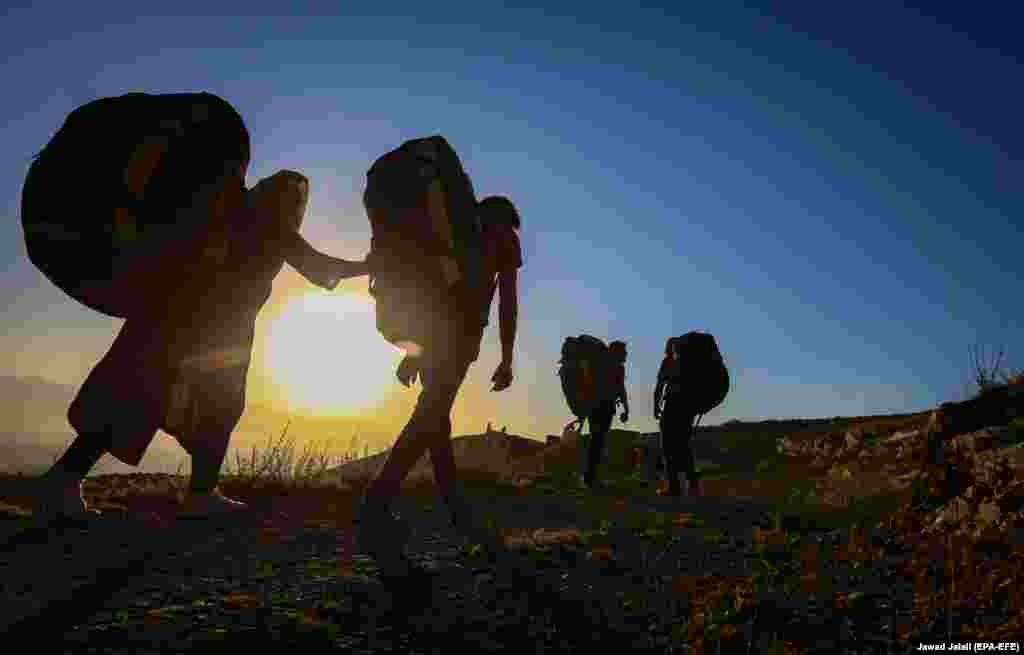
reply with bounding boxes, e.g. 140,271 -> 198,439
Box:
678,332 -> 722,369
365,135 -> 480,272
411,135 -> 480,253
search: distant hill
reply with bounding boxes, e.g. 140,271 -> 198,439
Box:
316,428 -> 548,486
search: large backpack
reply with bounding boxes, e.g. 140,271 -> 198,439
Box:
20,92 -> 251,319
668,331 -> 730,422
559,334 -> 617,424
363,135 -> 482,353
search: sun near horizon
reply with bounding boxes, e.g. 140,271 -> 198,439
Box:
260,289 -> 407,417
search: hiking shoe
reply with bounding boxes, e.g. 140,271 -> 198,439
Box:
179,488 -> 251,519
33,473 -> 101,525
356,507 -> 412,571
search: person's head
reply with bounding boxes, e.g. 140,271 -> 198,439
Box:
664,337 -> 679,360
478,195 -> 520,231
247,170 -> 309,233
609,340 -> 627,363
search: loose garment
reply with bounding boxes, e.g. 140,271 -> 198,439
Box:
68,201 -> 289,466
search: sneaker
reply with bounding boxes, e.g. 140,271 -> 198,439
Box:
33,473 -> 101,525
179,487 -> 251,519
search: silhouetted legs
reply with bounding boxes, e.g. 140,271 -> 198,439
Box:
660,402 -> 697,498
583,400 -> 616,488
37,361 -> 250,521
50,430 -> 112,480
361,348 -> 473,516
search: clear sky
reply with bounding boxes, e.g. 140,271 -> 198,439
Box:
2,2 -> 1022,460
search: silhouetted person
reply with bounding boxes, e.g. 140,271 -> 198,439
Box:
356,195 -> 522,571
581,340 -> 630,492
34,168 -> 369,523
654,336 -> 698,498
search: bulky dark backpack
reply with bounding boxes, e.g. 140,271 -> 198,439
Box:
363,135 -> 482,353
20,92 -> 251,319
673,331 -> 730,422
559,334 -> 616,424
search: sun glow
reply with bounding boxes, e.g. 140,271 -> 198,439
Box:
262,291 -> 404,415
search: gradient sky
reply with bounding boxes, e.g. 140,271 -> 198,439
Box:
2,2 -> 1022,461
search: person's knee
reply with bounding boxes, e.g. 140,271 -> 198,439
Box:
179,423 -> 234,458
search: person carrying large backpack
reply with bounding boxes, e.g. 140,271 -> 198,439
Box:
355,136 -> 523,576
559,336 -> 630,492
24,92 -> 370,524
653,331 -> 729,498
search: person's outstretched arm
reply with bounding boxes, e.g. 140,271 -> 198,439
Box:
281,231 -> 369,290
491,266 -> 518,391
619,375 -> 630,422
653,364 -> 665,420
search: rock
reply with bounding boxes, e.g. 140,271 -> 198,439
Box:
885,429 -> 919,444
808,456 -> 829,473
950,428 -> 995,455
928,497 -> 970,531
845,430 -> 861,451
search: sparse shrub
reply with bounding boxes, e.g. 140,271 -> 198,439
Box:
1010,417 -> 1024,446
967,342 -> 1022,397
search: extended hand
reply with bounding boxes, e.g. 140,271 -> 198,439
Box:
396,355 -> 420,387
491,361 -> 513,391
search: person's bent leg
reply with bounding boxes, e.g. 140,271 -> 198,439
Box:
361,389 -> 455,516
585,405 -> 613,489
356,353 -> 460,571
178,427 -> 251,517
35,430 -> 112,521
429,414 -> 459,507
680,412 -> 697,477
587,429 -> 602,486
177,365 -> 250,517
680,410 -> 700,496
50,430 -> 111,480
660,411 -> 683,497
188,433 -> 231,494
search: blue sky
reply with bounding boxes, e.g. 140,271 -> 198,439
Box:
2,2 -> 1021,459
